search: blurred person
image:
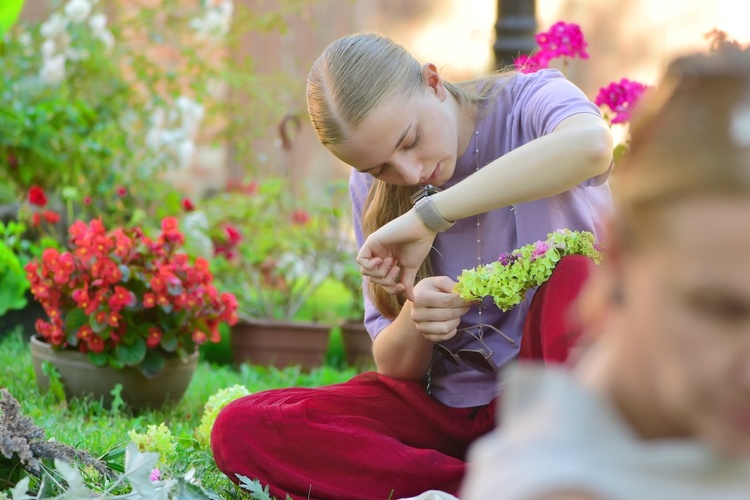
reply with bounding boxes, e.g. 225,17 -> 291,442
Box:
461,44 -> 750,499
211,31 -> 612,499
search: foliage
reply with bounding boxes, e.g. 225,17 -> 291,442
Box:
0,388 -> 113,481
0,240 -> 27,315
127,423 -> 177,468
197,177 -> 359,323
24,216 -> 239,376
0,329 -> 360,499
454,230 -> 602,312
194,384 -> 250,449
0,0 -> 313,248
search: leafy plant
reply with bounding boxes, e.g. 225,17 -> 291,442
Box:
0,240 -> 28,316
199,177 -> 358,323
24,216 -> 239,376
454,230 -> 602,312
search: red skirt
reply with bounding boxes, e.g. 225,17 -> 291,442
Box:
211,255 -> 594,499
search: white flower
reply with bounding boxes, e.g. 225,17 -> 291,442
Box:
66,47 -> 90,61
18,32 -> 32,47
97,29 -> 114,51
40,13 -> 68,39
39,55 -> 67,85
176,139 -> 196,169
88,13 -> 107,36
41,39 -> 57,58
190,0 -> 234,38
64,0 -> 92,23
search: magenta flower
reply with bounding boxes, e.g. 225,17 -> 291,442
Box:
513,53 -> 550,74
595,79 -> 650,124
531,241 -> 551,260
149,468 -> 161,482
535,21 -> 589,60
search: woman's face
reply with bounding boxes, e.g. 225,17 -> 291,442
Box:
612,197 -> 750,456
329,70 -> 461,187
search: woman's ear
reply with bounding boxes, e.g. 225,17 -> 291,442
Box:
421,63 -> 447,101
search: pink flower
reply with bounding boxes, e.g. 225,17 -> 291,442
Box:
595,78 -> 650,124
116,186 -> 128,197
291,209 -> 311,225
83,196 -> 92,205
513,53 -> 550,74
149,468 -> 160,482
535,21 -> 589,60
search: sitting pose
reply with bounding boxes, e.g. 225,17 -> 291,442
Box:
211,32 -> 612,500
461,44 -> 750,499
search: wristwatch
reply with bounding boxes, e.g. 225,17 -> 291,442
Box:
410,184 -> 455,232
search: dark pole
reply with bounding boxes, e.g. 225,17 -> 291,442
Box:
494,0 -> 538,70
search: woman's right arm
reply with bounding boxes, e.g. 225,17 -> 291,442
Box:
372,276 -> 470,380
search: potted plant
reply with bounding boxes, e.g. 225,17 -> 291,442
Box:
195,176 -> 358,370
24,216 -> 239,411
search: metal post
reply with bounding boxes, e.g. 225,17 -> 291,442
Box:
494,0 -> 538,70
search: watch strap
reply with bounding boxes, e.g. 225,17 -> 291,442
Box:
414,195 -> 455,232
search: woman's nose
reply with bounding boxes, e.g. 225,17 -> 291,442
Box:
395,157 -> 423,185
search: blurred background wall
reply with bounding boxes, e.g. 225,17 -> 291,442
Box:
20,0 -> 750,198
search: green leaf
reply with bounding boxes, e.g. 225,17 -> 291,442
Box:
88,351 -> 109,367
65,308 -> 88,337
160,331 -> 178,352
0,0 -> 24,37
115,337 -> 147,366
138,349 -> 165,378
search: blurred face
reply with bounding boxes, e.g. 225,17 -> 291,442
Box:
329,66 -> 461,187
610,197 -> 750,457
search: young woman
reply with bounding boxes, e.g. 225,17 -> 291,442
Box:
211,32 -> 612,499
461,45 -> 750,499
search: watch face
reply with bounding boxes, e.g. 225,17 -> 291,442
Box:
410,184 -> 442,205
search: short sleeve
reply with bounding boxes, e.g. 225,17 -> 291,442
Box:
348,171 -> 393,338
515,69 -> 603,138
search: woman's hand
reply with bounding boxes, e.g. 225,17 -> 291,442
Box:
356,208 -> 437,300
410,276 -> 472,343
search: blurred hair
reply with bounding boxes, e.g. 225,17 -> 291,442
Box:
306,32 -> 513,317
614,41 -> 750,251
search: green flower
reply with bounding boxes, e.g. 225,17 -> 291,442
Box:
454,229 -> 602,312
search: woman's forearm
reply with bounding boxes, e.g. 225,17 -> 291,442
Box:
372,301 -> 435,380
432,114 -> 613,222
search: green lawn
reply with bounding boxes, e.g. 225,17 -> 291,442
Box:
0,328 -> 361,499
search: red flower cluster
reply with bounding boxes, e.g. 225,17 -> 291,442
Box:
25,217 -> 238,371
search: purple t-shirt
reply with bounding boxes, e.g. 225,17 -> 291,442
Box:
349,69 -> 612,407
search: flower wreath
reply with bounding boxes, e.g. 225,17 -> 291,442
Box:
453,229 -> 602,312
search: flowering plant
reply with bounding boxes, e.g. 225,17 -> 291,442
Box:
513,20 -> 650,163
454,229 -> 602,312
195,176 -> 358,323
24,216 -> 239,376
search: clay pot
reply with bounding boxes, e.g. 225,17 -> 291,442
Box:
340,320 -> 374,369
230,318 -> 332,371
29,335 -> 198,411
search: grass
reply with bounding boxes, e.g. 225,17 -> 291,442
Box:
0,327 -> 362,498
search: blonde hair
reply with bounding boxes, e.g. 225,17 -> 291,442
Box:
307,32 -> 514,317
614,43 -> 750,251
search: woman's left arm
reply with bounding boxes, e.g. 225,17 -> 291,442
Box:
357,113 -> 613,299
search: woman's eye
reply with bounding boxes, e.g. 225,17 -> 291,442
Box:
404,131 -> 420,151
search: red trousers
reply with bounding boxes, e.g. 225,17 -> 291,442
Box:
211,255 -> 594,499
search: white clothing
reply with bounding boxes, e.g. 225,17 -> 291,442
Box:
461,364 -> 750,500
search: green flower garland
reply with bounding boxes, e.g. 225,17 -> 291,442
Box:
454,229 -> 602,312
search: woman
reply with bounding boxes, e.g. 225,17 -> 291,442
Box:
211,32 -> 612,499
461,44 -> 750,499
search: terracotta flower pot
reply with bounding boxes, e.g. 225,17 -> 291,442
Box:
340,320 -> 374,369
230,318 -> 331,371
29,335 -> 198,412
